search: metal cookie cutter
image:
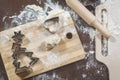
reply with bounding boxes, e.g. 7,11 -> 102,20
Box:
11,31 -> 39,77
43,17 -> 59,33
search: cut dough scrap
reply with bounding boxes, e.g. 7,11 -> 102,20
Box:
26,5 -> 43,12
47,9 -> 65,19
40,34 -> 61,51
44,9 -> 72,33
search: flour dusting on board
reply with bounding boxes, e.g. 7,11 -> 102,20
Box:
2,0 -> 96,79
2,0 -> 95,42
40,52 -> 62,68
43,0 -> 95,42
103,0 -> 120,37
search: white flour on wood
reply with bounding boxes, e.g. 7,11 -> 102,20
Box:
103,0 -> 120,38
1,0 -> 97,79
44,0 -> 95,44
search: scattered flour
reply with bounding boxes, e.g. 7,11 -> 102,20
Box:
36,0 -> 42,4
33,74 -> 66,80
1,0 -> 100,79
46,52 -> 61,66
103,0 -> 120,37
44,0 -> 95,42
44,0 -> 63,12
9,5 -> 47,26
2,0 -> 95,42
82,73 -> 87,78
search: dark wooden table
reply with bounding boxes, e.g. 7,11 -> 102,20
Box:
0,0 -> 109,80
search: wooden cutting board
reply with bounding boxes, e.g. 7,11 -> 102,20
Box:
0,10 -> 85,80
95,2 -> 120,80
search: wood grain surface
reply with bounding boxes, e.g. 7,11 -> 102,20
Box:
96,3 -> 120,80
0,11 -> 85,80
0,0 -> 109,80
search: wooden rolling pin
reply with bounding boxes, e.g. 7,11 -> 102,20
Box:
66,0 -> 111,38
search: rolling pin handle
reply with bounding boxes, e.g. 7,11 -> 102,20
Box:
91,20 -> 111,38
66,0 -> 111,38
